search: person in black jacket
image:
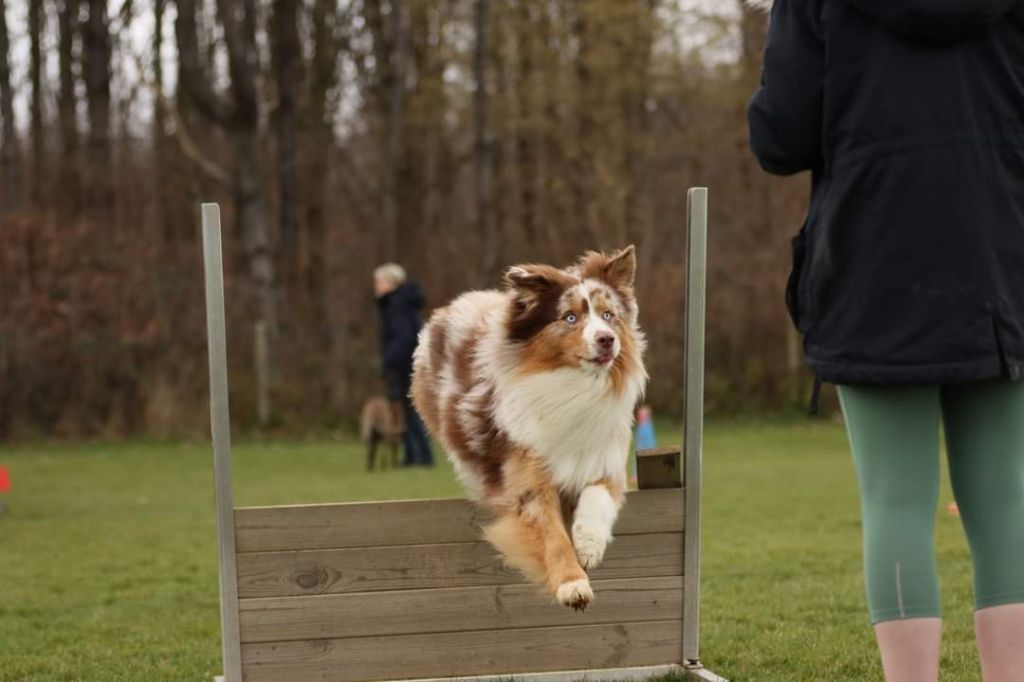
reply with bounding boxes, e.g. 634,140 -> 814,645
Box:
374,263 -> 434,466
749,1 -> 1024,679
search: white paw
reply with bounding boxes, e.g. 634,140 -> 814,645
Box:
572,522 -> 610,570
556,578 -> 593,611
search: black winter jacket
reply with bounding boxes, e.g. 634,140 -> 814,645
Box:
748,0 -> 1024,386
376,282 -> 425,386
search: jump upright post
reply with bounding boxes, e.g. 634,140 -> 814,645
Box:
202,189 -> 725,682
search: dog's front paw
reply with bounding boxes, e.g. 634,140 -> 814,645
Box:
572,523 -> 610,570
556,578 -> 593,611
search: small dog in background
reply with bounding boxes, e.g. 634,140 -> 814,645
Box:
360,396 -> 405,470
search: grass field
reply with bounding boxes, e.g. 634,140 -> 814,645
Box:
1,419 -> 983,681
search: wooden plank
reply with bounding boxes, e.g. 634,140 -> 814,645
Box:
235,488 -> 684,553
404,664 -> 686,682
240,620 -> 683,682
201,203 -> 242,682
239,576 -> 682,643
237,531 -> 683,599
637,448 -> 682,489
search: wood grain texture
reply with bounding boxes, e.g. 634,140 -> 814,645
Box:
240,620 -> 683,682
239,576 -> 682,643
234,488 -> 684,553
237,532 -> 683,598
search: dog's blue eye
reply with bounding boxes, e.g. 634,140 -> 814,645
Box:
602,311 -> 614,321
564,313 -> 578,324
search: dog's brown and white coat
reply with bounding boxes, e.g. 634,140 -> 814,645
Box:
411,247 -> 646,609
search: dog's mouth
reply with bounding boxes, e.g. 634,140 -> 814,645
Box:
587,352 -> 616,366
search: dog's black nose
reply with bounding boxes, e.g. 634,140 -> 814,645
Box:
596,332 -> 615,349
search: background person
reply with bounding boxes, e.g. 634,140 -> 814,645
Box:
374,263 -> 434,467
749,1 -> 1024,680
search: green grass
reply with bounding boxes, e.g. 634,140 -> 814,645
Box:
0,420 -> 982,681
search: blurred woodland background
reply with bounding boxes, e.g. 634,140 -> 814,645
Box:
0,0 -> 811,438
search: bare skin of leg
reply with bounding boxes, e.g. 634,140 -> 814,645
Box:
873,618 -> 942,682
975,604 -> 1024,682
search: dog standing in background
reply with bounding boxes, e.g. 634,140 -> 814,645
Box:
360,396 -> 405,470
411,246 -> 646,610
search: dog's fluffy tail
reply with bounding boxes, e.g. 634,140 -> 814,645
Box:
482,515 -> 545,586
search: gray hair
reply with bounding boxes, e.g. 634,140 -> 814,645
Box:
374,263 -> 407,286
746,0 -> 773,11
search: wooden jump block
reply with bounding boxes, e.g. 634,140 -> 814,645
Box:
637,446 -> 683,490
202,189 -> 726,682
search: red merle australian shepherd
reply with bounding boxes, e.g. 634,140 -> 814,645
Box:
411,246 -> 646,610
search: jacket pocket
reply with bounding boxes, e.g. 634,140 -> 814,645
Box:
786,223 -> 809,332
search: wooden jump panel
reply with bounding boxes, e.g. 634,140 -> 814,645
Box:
239,575 -> 682,643
240,620 -> 683,682
234,488 -> 684,553
236,531 -> 682,599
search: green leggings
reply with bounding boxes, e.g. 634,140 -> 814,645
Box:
838,380 -> 1024,624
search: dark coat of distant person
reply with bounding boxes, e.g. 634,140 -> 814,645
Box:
748,0 -> 1024,386
376,281 -> 425,395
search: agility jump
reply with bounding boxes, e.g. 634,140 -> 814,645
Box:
203,189 -> 724,682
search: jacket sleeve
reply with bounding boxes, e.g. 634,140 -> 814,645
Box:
747,0 -> 826,176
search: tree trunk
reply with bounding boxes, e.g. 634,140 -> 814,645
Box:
0,0 -> 17,210
175,0 -> 278,425
365,0 -> 408,264
306,0 -> 341,408
381,0 -> 408,265
152,0 -> 174,241
474,0 -> 496,286
573,5 -> 599,246
58,0 -> 81,213
82,0 -> 113,212
28,0 -> 44,202
272,0 -> 301,291
513,1 -> 538,246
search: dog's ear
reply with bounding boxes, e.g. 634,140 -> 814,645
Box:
603,245 -> 636,290
503,264 -> 565,295
504,264 -> 574,340
576,245 -> 637,292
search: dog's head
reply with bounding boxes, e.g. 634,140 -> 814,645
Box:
504,246 -> 642,381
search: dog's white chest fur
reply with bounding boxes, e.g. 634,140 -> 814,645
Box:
493,368 -> 640,493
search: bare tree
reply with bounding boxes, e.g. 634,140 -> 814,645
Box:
305,0 -> 343,407
175,0 -> 275,330
364,0 -> 410,264
0,0 -> 17,209
474,0 -> 497,286
82,0 -> 112,210
58,0 -> 81,211
272,0 -> 301,290
0,1 -> 818,435
176,0 -> 277,425
28,0 -> 43,201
